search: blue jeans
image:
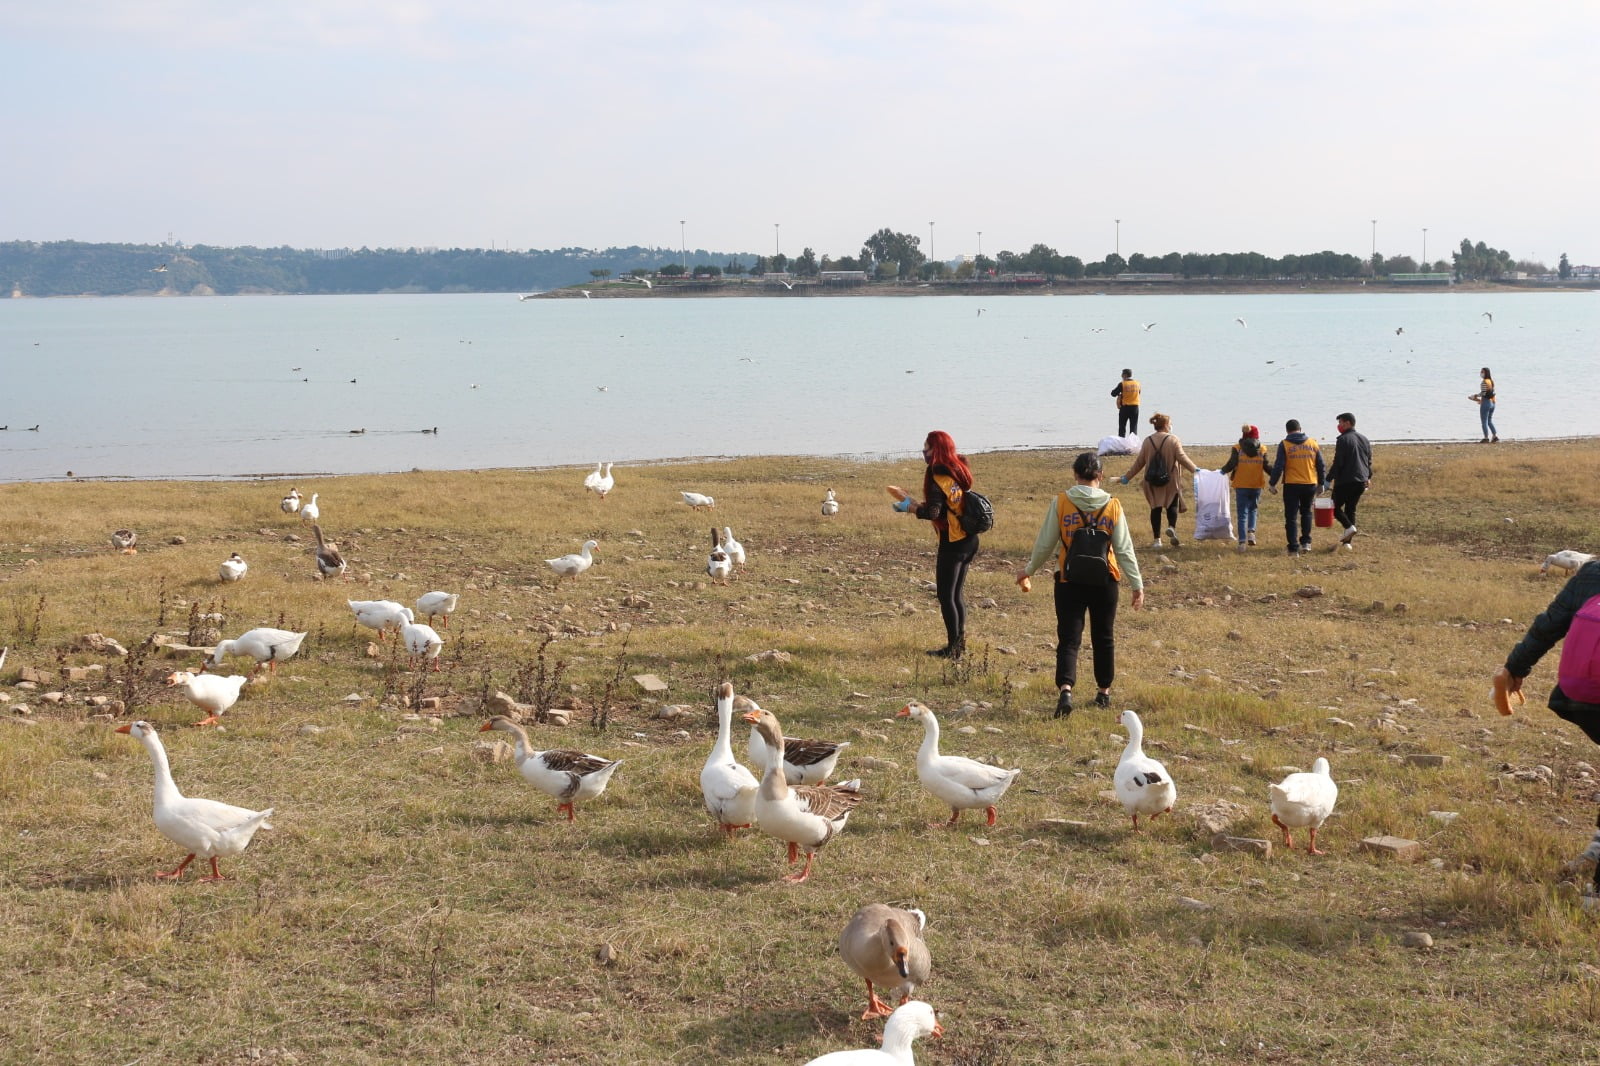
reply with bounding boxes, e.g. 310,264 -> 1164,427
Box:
1234,488 -> 1261,543
1480,399 -> 1497,439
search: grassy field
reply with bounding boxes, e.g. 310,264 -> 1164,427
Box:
2,440 -> 1599,1065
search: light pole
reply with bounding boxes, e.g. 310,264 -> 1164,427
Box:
929,222 -> 935,268
1370,219 -> 1377,266
1422,227 -> 1428,267
1114,219 -> 1121,258
774,223 -> 780,258
679,220 -> 686,272
976,231 -> 982,258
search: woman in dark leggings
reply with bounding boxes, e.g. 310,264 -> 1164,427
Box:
1118,412 -> 1198,550
890,430 -> 978,659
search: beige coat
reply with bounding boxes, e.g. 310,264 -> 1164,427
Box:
1124,431 -> 1199,510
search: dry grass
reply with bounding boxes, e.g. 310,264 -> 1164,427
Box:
2,440 -> 1600,1064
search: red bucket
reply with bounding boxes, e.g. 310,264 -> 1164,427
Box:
1313,497 -> 1335,528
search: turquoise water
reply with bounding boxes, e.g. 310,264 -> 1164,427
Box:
1,291 -> 1594,481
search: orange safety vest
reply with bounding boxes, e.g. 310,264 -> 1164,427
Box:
1481,376 -> 1496,400
1118,379 -> 1141,407
1229,446 -> 1268,489
1280,437 -> 1321,485
1055,495 -> 1123,582
933,473 -> 968,542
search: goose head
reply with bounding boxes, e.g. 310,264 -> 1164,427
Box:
741,708 -> 783,751
896,701 -> 932,723
115,720 -> 155,739
165,670 -> 197,688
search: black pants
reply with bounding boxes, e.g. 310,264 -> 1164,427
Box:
1282,483 -> 1316,549
1331,482 -> 1365,530
1148,503 -> 1177,541
1054,578 -> 1119,690
1118,405 -> 1139,438
935,534 -> 979,648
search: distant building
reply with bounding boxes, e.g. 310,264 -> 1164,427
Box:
996,272 -> 1047,285
820,270 -> 868,285
1115,272 -> 1176,282
1388,272 -> 1453,285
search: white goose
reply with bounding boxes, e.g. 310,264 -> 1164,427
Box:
110,529 -> 138,554
1113,710 -> 1176,830
744,700 -> 849,786
546,539 -> 598,580
1269,757 -> 1339,854
1542,549 -> 1595,576
897,701 -> 1021,827
681,491 -> 716,510
479,716 -> 622,821
400,621 -> 444,670
167,670 -> 248,727
218,552 -> 248,582
706,529 -> 733,585
821,488 -> 840,516
839,903 -> 932,1020
414,591 -> 459,629
743,708 -> 862,883
280,488 -> 301,514
582,462 -> 605,492
719,526 -> 746,566
206,627 -> 307,677
116,720 -> 275,881
802,1001 -> 943,1066
348,599 -> 413,639
700,682 -> 759,838
593,462 -> 615,498
299,492 -> 320,523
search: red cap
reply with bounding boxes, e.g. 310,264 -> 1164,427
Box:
1245,425 -> 1259,439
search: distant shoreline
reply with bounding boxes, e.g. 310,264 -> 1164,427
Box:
15,435 -> 1596,486
531,278 -> 1599,299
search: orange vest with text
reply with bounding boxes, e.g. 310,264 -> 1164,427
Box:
1056,495 -> 1123,582
1118,379 -> 1141,407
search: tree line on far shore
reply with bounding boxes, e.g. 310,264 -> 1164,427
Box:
0,234 -> 1574,298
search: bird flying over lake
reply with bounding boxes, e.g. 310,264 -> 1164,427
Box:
1142,322 -> 1157,331
581,290 -> 592,299
1235,317 -> 1248,328
1395,327 -> 1404,335
1482,311 -> 1493,323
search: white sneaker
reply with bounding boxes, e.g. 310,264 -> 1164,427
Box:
1151,540 -> 1163,550
1237,541 -> 1247,553
1339,525 -> 1359,545
1166,526 -> 1181,547
1343,542 -> 1354,551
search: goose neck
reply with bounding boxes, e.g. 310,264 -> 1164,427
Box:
915,711 -> 942,763
142,733 -> 182,805
711,700 -> 736,760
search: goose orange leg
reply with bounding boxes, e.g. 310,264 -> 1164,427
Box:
156,854 -> 196,880
1271,813 -> 1295,849
197,857 -> 228,883
1307,826 -> 1325,856
782,851 -> 817,884
557,803 -> 576,822
985,805 -> 999,826
860,981 -> 894,1019
933,808 -> 962,829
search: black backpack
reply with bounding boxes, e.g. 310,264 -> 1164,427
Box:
1064,500 -> 1113,586
1144,436 -> 1172,487
958,489 -> 994,535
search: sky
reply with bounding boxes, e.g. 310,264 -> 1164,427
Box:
3,1 -> 1596,266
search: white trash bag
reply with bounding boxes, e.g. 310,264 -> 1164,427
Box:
1097,433 -> 1140,457
1193,468 -> 1235,542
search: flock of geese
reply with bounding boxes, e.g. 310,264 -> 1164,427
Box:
95,464 -> 1347,1064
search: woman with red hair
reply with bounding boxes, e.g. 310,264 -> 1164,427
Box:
888,430 -> 979,659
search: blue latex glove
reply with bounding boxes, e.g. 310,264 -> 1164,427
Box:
893,496 -> 915,513
1118,476 -> 1129,485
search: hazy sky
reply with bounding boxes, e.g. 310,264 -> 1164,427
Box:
4,1 -> 1594,265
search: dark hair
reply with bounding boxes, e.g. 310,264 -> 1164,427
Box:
1121,368 -> 1133,378
1285,418 -> 1302,432
1337,412 -> 1355,426
1073,451 -> 1103,480
1481,366 -> 1492,378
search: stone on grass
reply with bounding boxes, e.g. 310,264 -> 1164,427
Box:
632,673 -> 670,693
1400,931 -> 1434,949
1360,836 -> 1421,862
744,650 -> 792,664
471,739 -> 513,764
1405,754 -> 1449,768
1212,834 -> 1273,858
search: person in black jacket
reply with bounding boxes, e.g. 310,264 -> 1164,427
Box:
1494,559 -> 1600,897
889,430 -> 978,660
1323,412 -> 1372,550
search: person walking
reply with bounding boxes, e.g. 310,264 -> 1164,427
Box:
1218,423 -> 1268,552
1016,451 -> 1144,718
1492,558 -> 1600,901
1118,412 -> 1198,549
1472,366 -> 1499,443
1324,412 -> 1372,550
1267,418 -> 1326,557
888,430 -> 978,660
1110,369 -> 1141,438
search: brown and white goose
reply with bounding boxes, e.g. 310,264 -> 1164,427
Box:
741,696 -> 849,785
479,716 -> 621,821
311,524 -> 347,579
839,903 -> 932,1019
742,708 -> 861,883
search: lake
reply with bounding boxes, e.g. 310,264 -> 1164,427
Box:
1,290 -> 1594,482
